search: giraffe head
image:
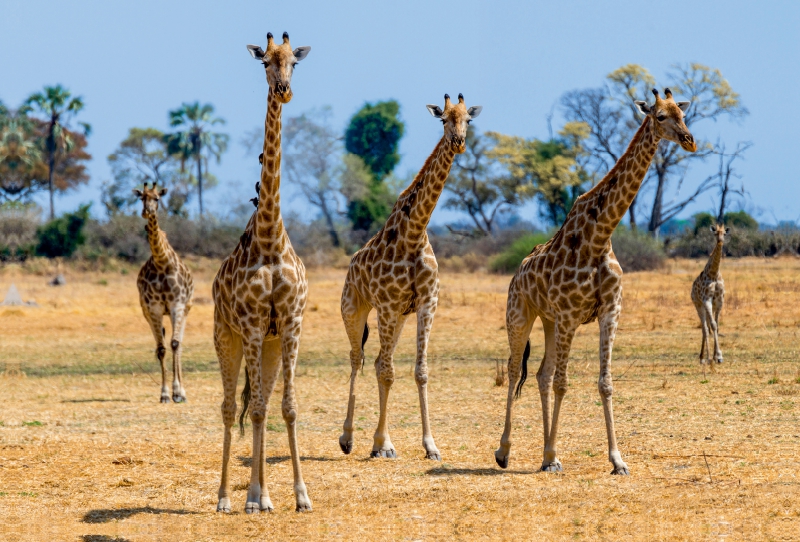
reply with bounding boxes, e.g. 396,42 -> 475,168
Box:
247,32 -> 311,103
426,94 -> 482,153
711,223 -> 729,243
635,88 -> 697,152
133,182 -> 167,219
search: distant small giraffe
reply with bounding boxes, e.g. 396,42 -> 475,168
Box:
338,93 -> 482,460
133,182 -> 194,403
691,224 -> 728,365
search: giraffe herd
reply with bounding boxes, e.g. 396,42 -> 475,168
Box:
130,33 -> 730,513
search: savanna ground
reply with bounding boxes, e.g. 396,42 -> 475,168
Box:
1,256 -> 799,541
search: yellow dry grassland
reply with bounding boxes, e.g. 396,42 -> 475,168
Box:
1,257 -> 799,540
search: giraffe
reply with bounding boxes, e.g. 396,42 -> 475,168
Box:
338,94 -> 482,460
691,224 -> 728,365
212,32 -> 312,514
133,182 -> 194,403
494,89 -> 697,474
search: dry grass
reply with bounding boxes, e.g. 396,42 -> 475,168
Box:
1,257 -> 799,540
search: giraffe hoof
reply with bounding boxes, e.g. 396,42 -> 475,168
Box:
541,461 -> 563,473
611,466 -> 630,475
494,452 -> 509,469
425,450 -> 442,461
216,498 -> 231,513
245,502 -> 260,514
339,438 -> 353,455
172,395 -> 186,403
370,449 -> 397,459
160,396 -> 170,404
260,496 -> 274,512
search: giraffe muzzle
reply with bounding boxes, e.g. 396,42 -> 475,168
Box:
681,134 -> 697,152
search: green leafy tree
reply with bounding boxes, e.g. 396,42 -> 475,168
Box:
24,85 -> 91,219
103,127 -> 193,216
0,106 -> 42,200
344,100 -> 404,230
36,203 -> 91,258
487,125 -> 590,228
164,102 -> 228,218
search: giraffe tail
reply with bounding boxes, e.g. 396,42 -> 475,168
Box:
238,371 -> 251,437
360,324 -> 369,373
514,340 -> 531,400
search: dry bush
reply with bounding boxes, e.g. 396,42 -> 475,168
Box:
0,206 -> 40,261
669,226 -> 799,258
611,225 -> 666,271
438,253 -> 486,273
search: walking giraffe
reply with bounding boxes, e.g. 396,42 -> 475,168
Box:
494,89 -> 697,474
212,32 -> 312,514
691,224 -> 728,365
134,182 -> 194,403
339,93 -> 482,460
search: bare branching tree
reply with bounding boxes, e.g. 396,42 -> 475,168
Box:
713,141 -> 753,223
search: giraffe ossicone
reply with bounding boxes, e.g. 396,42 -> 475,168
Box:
212,33 -> 312,515
133,181 -> 194,404
494,89 -> 697,475
338,93 -> 482,461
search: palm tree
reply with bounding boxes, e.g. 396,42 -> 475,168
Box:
25,85 -> 91,219
164,102 -> 228,218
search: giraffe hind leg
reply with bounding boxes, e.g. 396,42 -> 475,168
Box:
339,283 -> 370,455
214,317 -> 243,513
143,302 -> 169,403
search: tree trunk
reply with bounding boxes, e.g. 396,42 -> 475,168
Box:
48,152 -> 55,220
197,152 -> 203,218
648,171 -> 667,235
717,184 -> 728,224
319,198 -> 340,247
628,195 -> 637,231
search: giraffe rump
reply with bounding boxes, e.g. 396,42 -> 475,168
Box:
513,340 -> 531,400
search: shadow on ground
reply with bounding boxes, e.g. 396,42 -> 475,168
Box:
426,467 -> 536,476
82,506 -> 197,524
237,455 -> 338,467
81,536 -> 132,542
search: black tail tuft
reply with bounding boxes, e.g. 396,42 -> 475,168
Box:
161,326 -> 166,337
360,324 -> 370,372
514,340 -> 531,400
238,371 -> 251,436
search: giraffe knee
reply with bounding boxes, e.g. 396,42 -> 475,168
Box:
249,408 -> 265,425
171,339 -> 180,351
221,400 -> 236,426
282,405 -> 297,425
377,360 -> 395,386
598,375 -> 613,398
414,365 -> 428,386
156,345 -> 166,360
553,374 -> 569,395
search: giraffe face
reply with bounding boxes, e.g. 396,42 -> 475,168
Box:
247,32 -> 311,104
711,224 -> 729,243
133,183 -> 167,219
635,89 -> 696,152
426,94 -> 482,154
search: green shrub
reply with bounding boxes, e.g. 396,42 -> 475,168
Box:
670,225 -> 788,258
611,226 -> 666,271
35,204 -> 91,258
724,210 -> 758,230
489,232 -> 551,273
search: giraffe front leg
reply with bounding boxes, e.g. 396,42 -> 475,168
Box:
213,316 -> 242,513
280,320 -> 312,512
371,310 -> 407,459
540,320 -> 576,473
143,302 -> 169,403
415,301 -> 440,460
537,319 -> 559,471
598,309 -> 629,475
712,291 -> 724,364
339,283 -> 370,455
696,304 -> 709,364
170,303 -> 189,403
257,338 -> 282,512
494,289 -> 535,469
241,333 -> 266,515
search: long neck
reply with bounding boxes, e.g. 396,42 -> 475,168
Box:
145,213 -> 170,267
392,137 -> 456,239
254,88 -> 285,245
705,239 -> 724,277
578,116 -> 659,243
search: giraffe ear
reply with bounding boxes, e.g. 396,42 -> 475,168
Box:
158,188 -> 168,196
426,105 -> 444,119
725,227 -> 730,234
709,226 -> 716,233
676,101 -> 691,113
467,106 -> 483,119
293,46 -> 311,62
132,189 -> 143,199
247,44 -> 266,60
634,101 -> 651,115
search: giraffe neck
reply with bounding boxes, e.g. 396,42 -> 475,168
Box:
705,240 -> 724,277
145,213 -> 170,268
254,88 -> 285,246
393,137 -> 456,239
579,116 -> 659,244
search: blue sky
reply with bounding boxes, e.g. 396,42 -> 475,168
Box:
2,0 -> 798,226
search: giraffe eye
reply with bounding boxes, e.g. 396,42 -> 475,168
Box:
657,115 -> 666,122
